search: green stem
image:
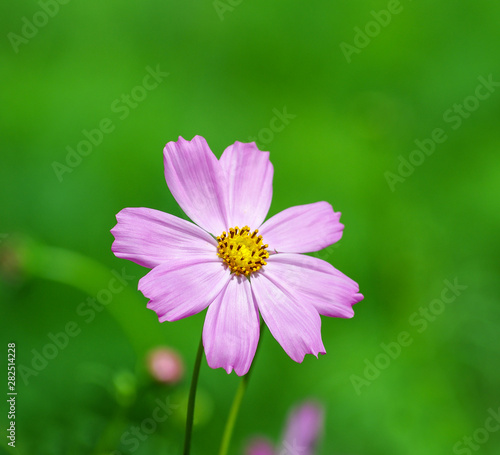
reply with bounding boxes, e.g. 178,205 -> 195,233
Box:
218,375 -> 250,455
183,334 -> 204,455
218,324 -> 264,455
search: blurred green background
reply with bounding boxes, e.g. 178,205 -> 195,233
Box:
1,0 -> 500,454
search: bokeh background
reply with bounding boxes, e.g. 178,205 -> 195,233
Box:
1,1 -> 500,454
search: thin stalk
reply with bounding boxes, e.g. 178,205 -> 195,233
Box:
218,324 -> 264,455
183,334 -> 204,455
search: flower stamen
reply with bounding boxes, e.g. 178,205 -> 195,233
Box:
216,226 -> 269,276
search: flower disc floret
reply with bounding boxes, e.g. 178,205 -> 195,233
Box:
216,226 -> 269,276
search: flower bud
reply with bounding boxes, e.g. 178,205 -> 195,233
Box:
147,347 -> 184,384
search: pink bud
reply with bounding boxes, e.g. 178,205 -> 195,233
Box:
245,438 -> 274,455
147,347 -> 184,384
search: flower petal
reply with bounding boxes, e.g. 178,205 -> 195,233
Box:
139,258 -> 230,322
251,271 -> 325,363
219,141 -> 273,229
203,275 -> 260,376
266,254 -> 363,318
279,401 -> 324,455
111,207 -> 217,269
258,202 -> 343,253
164,136 -> 229,235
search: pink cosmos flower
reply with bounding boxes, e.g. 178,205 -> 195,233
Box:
245,401 -> 324,455
111,136 -> 363,376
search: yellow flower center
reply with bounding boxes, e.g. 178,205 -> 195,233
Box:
216,226 -> 269,276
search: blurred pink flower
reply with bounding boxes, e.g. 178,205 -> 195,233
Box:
147,347 -> 184,384
111,136 -> 363,376
246,401 -> 324,455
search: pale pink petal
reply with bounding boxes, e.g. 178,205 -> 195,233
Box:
111,207 -> 217,268
251,272 -> 325,363
139,258 -> 229,322
245,438 -> 275,455
279,401 -> 324,455
258,202 -> 343,253
219,142 -> 273,229
203,275 -> 260,376
164,136 -> 229,235
266,254 -> 363,318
